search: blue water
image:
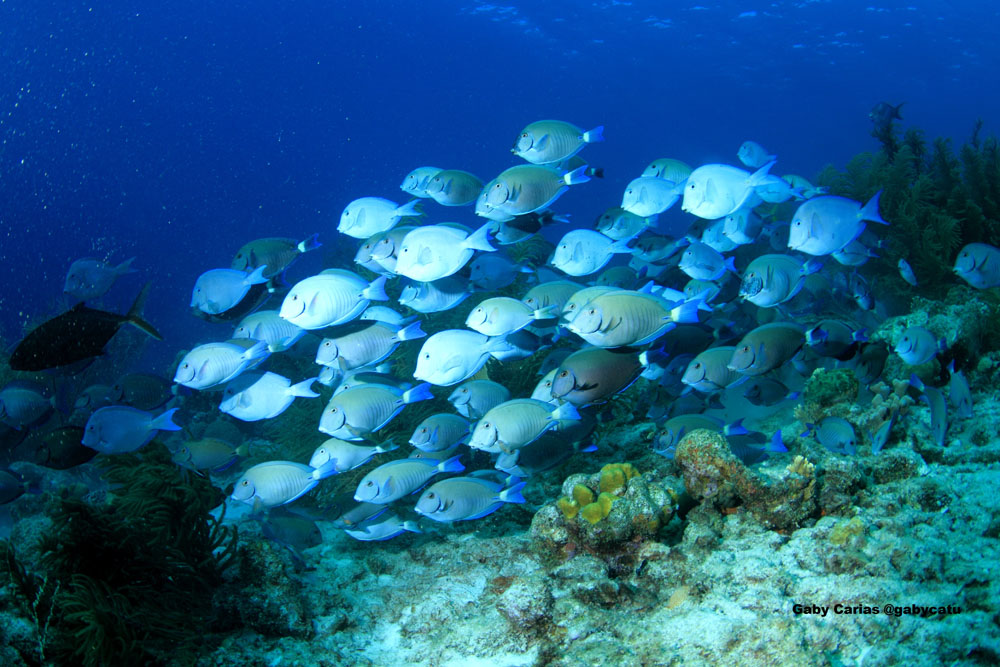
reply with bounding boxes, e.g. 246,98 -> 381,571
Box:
1,0 -> 996,368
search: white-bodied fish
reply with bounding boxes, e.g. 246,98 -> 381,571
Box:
409,413 -> 470,452
414,330 -> 512,386
425,169 -> 483,207
898,258 -> 918,286
82,406 -> 181,455
319,382 -> 433,441
395,223 -> 496,282
309,437 -> 399,474
354,455 -> 465,504
190,266 -> 268,315
468,399 -> 580,454
754,174 -> 803,204
737,140 -> 776,169
415,476 -> 526,522
279,270 -> 388,330
354,226 -> 416,275
231,461 -> 334,510
465,297 -> 556,337
722,207 -> 763,246
485,164 -> 590,216
565,290 -> 696,348
953,243 -> 1000,289
398,276 -> 471,313
788,192 -> 888,256
360,305 -> 414,326
682,162 -> 772,220
64,257 -> 136,302
447,380 -> 511,420
621,176 -> 684,216
173,340 -> 270,390
512,120 -> 604,165
219,372 -> 319,422
344,512 -> 422,541
338,197 -> 423,239
233,310 -> 306,352
701,218 -> 738,253
400,167 -> 443,198
315,321 -> 425,371
550,229 -> 631,277
782,175 -> 828,199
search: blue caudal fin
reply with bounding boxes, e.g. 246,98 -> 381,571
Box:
723,256 -> 738,274
245,340 -> 271,363
364,275 -> 389,301
297,232 -> 322,253
723,418 -> 748,437
583,125 -> 605,143
853,329 -> 869,343
289,377 -> 320,398
861,190 -> 889,225
403,382 -> 434,404
396,320 -> 426,341
438,454 -> 465,474
245,265 -> 269,285
500,481 -> 527,504
115,257 -> 137,275
768,430 -> 788,452
800,258 -> 824,275
313,459 -> 340,479
800,423 -> 816,438
465,223 -> 497,253
151,407 -> 182,432
396,199 -> 424,218
908,373 -> 925,393
669,299 -> 703,324
563,164 -> 592,185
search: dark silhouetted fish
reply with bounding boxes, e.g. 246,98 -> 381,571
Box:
868,101 -> 904,127
9,283 -> 161,371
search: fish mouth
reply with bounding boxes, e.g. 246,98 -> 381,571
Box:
281,297 -> 306,320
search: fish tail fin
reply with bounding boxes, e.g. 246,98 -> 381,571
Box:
403,520 -> 422,534
853,329 -> 870,343
246,265 -> 269,285
861,190 -> 889,225
749,160 -> 776,186
609,239 -> 633,255
724,256 -> 738,274
151,407 -> 182,432
800,423 -> 815,438
670,299 -> 703,324
893,102 -> 905,119
767,430 -> 788,453
587,167 -> 604,179
396,320 -> 426,341
578,442 -> 598,453
313,460 -> 340,480
376,440 -> 400,453
534,304 -> 559,320
563,165 -> 591,186
583,125 -> 605,143
465,224 -> 497,253
298,233 -> 322,253
724,418 -> 749,437
397,199 -> 424,218
116,257 -> 137,275
500,481 -> 527,504
403,382 -> 434,404
552,402 -> 581,422
126,282 -> 163,340
289,378 -> 320,398
800,258 -> 824,275
439,454 -> 465,474
364,275 -> 389,301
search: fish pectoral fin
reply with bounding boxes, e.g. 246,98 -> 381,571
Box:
535,134 -> 549,151
601,316 -> 622,334
416,247 -> 434,266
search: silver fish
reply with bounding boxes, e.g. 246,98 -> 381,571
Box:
395,223 -> 496,282
737,140 -> 776,169
551,229 -> 630,277
409,413 -> 470,453
354,456 -> 464,504
804,416 -> 857,455
681,347 -> 744,394
233,310 -> 306,352
898,258 -> 918,286
415,477 -> 526,522
788,192 -> 888,256
728,322 -> 805,376
319,383 -> 433,441
468,399 -> 580,454
909,375 -> 947,446
425,169 -> 483,207
484,164 -> 590,216
512,120 -> 604,165
231,460 -> 332,510
220,372 -> 318,422
316,321 -> 425,371
953,243 -> 1000,289
398,276 -> 471,313
0,380 -> 54,429
465,297 -> 556,337
338,197 -> 422,239
173,340 -> 270,390
279,270 -> 388,330
413,330 -> 512,386
190,266 -> 269,315
308,437 -> 399,474
344,512 -> 422,541
895,326 -> 946,366
400,167 -> 443,198
447,380 -> 511,420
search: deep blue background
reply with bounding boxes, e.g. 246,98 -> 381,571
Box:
1,0 -> 997,371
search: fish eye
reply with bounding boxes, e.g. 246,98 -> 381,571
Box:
521,133 -> 528,138
330,407 -> 338,413
689,183 -> 694,189
483,422 -> 491,428
588,308 -> 596,315
461,388 -> 468,394
742,345 -> 750,353
241,480 -> 249,486
694,362 -> 702,369
428,492 -> 436,499
559,371 -> 569,377
292,295 -> 299,300
366,481 -> 374,487
424,353 -> 430,359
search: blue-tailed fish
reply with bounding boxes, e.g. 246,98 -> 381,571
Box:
596,207 -> 655,241
803,416 -> 857,455
233,310 -> 306,352
354,455 -> 464,504
279,269 -> 388,330
781,175 -> 827,199
425,169 -> 483,207
400,167 -> 443,198
737,140 -> 775,169
682,162 -> 773,219
316,321 -> 425,371
642,158 -> 691,182
728,322 -> 805,376
468,399 -> 580,454
567,290 -> 700,348
413,330 -> 512,386
415,476 -> 526,522
308,437 -> 399,474
652,414 -> 748,458
550,348 -> 643,406
805,319 -> 867,361
739,254 -> 820,307
172,437 -> 247,473
173,340 -> 270,390
621,176 -> 684,216
722,208 -> 763,245
468,254 -> 533,291
894,326 -> 945,366
0,380 -> 54,429
953,243 -> 1000,289
231,461 -> 334,510
409,413 -> 470,453
338,197 -> 422,239
219,372 -> 318,422
190,266 -> 269,315
447,380 -> 511,419
512,120 -> 604,165
395,223 -> 495,282
485,164 -> 590,216
399,276 -> 471,313
344,512 -> 421,541
465,297 -> 556,337
319,383 -> 433,441
681,346 -> 743,394
551,229 -> 631,277
82,406 -> 181,454
788,192 -> 888,256
678,241 -> 736,281
230,234 -> 321,279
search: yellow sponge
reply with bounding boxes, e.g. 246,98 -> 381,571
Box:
572,483 -> 595,506
557,496 -> 579,519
